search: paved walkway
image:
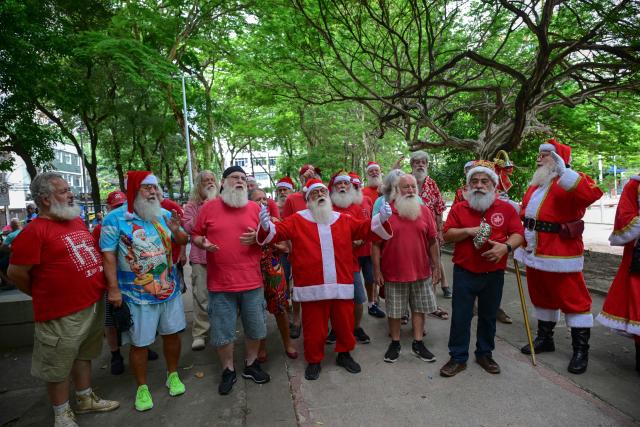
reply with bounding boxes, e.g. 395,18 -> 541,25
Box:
2,254 -> 639,426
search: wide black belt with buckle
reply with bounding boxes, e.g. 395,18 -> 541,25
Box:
523,217 -> 561,233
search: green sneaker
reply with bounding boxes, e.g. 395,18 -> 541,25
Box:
166,371 -> 186,396
135,385 -> 153,412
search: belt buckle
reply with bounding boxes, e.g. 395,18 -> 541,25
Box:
526,218 -> 536,231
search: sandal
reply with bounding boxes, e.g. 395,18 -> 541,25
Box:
428,307 -> 449,320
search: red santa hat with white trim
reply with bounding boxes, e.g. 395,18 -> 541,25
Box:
539,138 -> 572,165
349,171 -> 362,189
276,176 -> 294,190
465,160 -> 499,186
366,161 -> 380,172
125,170 -> 158,220
328,170 -> 352,192
302,178 -> 327,200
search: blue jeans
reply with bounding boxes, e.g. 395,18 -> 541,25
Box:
448,265 -> 504,363
208,287 -> 267,347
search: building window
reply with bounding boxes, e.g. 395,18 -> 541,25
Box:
269,157 -> 277,166
254,157 -> 266,166
76,157 -> 81,166
234,158 -> 247,167
65,153 -> 72,164
75,176 -> 82,188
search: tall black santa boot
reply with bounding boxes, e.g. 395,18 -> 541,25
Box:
635,340 -> 640,373
521,320 -> 556,355
568,328 -> 590,374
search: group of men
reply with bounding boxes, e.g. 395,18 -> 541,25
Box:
10,136 -> 634,427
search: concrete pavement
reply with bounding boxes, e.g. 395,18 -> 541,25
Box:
1,254 -> 639,426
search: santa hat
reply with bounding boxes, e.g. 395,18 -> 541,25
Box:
366,161 -> 380,171
125,171 -> 158,220
349,171 -> 362,189
302,178 -> 327,199
106,190 -> 126,209
466,161 -> 499,186
539,138 -> 572,165
328,170 -> 352,192
464,160 -> 476,171
276,176 -> 294,190
299,164 -> 321,178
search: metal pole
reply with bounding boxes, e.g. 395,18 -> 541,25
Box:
598,154 -> 604,222
181,74 -> 194,189
513,259 -> 536,366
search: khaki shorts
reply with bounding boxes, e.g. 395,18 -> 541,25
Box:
31,299 -> 104,382
385,278 -> 437,319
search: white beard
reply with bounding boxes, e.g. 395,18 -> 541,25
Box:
49,199 -> 81,221
201,186 -> 218,201
330,190 -> 353,208
465,189 -> 496,213
308,197 -> 334,224
134,194 -> 162,221
367,175 -> 382,188
351,187 -> 363,205
530,163 -> 558,187
413,170 -> 427,185
394,194 -> 421,220
221,186 -> 248,208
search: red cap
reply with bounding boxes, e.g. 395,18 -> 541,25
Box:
328,170 -> 351,192
106,190 -> 126,209
540,138 -> 571,165
299,164 -> 321,177
366,161 -> 380,171
349,171 -> 362,188
276,176 -> 294,190
302,178 -> 327,199
125,171 -> 157,219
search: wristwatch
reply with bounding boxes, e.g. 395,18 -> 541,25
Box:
505,243 -> 513,253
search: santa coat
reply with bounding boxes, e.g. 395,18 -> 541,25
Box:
596,177 -> 640,336
333,203 -> 365,272
515,169 -> 603,272
257,210 -> 392,302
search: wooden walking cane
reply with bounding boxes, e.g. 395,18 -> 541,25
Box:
513,258 -> 536,366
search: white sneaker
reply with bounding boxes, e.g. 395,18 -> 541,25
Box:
54,407 -> 78,427
75,391 -> 120,414
192,337 -> 206,351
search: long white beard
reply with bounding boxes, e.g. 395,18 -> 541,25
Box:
134,194 -> 162,221
308,197 -> 334,224
530,163 -> 558,187
351,187 -> 363,205
465,189 -> 496,212
367,175 -> 382,188
394,194 -> 421,220
221,187 -> 248,208
413,170 -> 427,185
202,186 -> 218,201
49,199 -> 81,221
331,190 -> 353,208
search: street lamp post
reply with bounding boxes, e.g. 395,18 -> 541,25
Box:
181,74 -> 194,190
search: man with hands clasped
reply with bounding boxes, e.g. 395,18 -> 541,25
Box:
439,164 -> 524,378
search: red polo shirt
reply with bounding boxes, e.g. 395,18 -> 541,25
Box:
281,192 -> 307,218
444,199 -> 523,273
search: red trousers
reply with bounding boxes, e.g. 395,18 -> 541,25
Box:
301,299 -> 355,363
526,267 -> 592,313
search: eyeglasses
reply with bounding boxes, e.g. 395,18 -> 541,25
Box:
140,184 -> 157,191
226,174 -> 247,182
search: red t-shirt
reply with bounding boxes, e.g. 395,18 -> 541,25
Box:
354,196 -> 373,257
160,198 -> 184,264
10,217 -> 106,321
380,203 -> 437,282
362,186 -> 379,203
192,199 -> 263,292
91,223 -> 102,242
281,192 -> 307,218
267,197 -> 280,218
444,199 -> 524,273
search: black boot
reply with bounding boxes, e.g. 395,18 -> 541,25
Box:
635,341 -> 640,373
568,328 -> 590,374
521,320 -> 556,355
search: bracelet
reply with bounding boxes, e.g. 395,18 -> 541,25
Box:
505,243 -> 513,253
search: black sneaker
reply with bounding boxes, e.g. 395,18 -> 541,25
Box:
304,363 -> 321,380
289,323 -> 301,339
412,340 -> 436,362
442,287 -> 453,299
336,352 -> 361,373
110,352 -> 124,375
384,341 -> 401,363
218,368 -> 237,395
354,327 -> 371,344
368,303 -> 386,318
147,348 -> 159,361
326,329 -> 336,345
242,360 -> 271,384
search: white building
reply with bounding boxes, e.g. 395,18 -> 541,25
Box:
224,147 -> 282,190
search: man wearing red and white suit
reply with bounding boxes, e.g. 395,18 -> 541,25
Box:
515,139 -> 603,374
257,178 -> 393,380
596,176 -> 640,373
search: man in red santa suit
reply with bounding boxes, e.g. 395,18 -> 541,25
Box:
326,170 -> 371,345
363,161 -> 383,202
515,139 -> 603,374
596,176 -> 640,373
275,176 -> 295,217
257,178 -> 393,380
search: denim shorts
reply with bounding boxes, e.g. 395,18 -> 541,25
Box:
209,287 -> 267,347
358,256 -> 374,284
124,295 -> 186,347
353,272 -> 368,305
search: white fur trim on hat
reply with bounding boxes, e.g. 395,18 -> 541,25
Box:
303,182 -> 327,198
141,174 -> 158,185
333,175 -> 351,184
466,166 -> 498,186
276,182 -> 293,190
539,143 -> 555,152
366,163 -> 380,171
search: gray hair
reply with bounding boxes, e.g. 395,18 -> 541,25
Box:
381,169 -> 406,201
409,151 -> 428,164
30,172 -> 64,208
10,218 -> 21,230
248,188 -> 266,202
189,170 -> 218,203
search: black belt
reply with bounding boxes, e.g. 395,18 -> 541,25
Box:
523,217 -> 561,233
